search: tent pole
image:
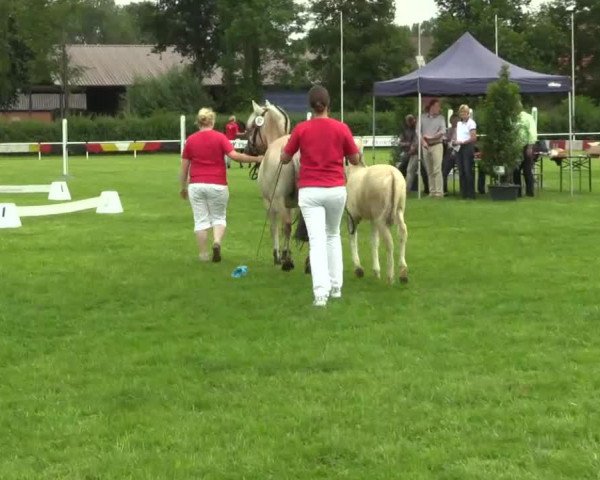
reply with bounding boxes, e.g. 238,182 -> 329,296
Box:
372,95 -> 376,164
417,92 -> 422,200
568,91 -> 573,197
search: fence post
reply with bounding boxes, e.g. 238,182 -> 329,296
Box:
62,118 -> 68,176
180,115 -> 186,157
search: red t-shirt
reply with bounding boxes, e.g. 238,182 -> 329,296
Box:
182,130 -> 234,186
283,117 -> 359,188
225,121 -> 239,140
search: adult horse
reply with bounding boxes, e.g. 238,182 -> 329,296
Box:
244,100 -> 302,271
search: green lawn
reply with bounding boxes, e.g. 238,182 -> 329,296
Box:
1,152 -> 599,479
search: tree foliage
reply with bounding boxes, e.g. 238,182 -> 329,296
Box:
125,68 -> 213,117
480,65 -> 522,182
307,0 -> 414,110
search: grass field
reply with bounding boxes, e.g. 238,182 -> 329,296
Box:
1,152 -> 599,479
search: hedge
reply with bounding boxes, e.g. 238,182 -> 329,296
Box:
0,111 -> 399,143
1,98 -> 598,144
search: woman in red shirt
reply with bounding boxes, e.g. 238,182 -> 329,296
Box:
180,108 -> 261,262
281,86 -> 360,307
224,115 -> 240,169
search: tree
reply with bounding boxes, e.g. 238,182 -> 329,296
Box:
0,0 -> 57,108
0,11 -> 33,108
431,0 -> 533,65
307,0 -> 414,110
529,0 -> 600,102
216,0 -> 302,110
150,0 -> 221,76
410,19 -> 435,35
480,65 -> 522,184
125,67 -> 213,116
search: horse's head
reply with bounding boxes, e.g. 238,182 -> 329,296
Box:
345,137 -> 366,176
244,100 -> 290,155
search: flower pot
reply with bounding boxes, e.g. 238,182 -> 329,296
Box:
489,184 -> 520,201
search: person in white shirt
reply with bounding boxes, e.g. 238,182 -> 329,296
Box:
453,104 -> 478,199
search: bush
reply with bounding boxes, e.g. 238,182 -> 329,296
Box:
125,67 -> 214,117
0,111 -> 403,144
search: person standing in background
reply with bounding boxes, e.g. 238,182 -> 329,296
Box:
397,114 -> 420,192
514,104 -> 538,197
442,114 -> 459,195
454,104 -> 478,199
224,115 -> 240,169
421,99 -> 446,198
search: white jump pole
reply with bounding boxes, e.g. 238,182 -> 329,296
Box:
180,115 -> 186,157
371,95 -> 376,164
62,118 -> 68,177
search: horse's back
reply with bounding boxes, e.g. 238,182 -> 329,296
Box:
257,135 -> 297,205
347,164 -> 405,220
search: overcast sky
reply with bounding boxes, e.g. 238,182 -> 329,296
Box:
114,0 -> 550,27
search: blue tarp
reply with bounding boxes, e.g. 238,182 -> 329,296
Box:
263,91 -> 308,112
374,32 -> 571,97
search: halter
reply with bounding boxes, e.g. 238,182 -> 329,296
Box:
246,104 -> 290,156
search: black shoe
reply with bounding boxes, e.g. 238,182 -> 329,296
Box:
212,244 -> 222,263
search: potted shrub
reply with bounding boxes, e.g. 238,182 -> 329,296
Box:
480,65 -> 522,201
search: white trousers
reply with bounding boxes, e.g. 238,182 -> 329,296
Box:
188,183 -> 229,231
298,186 -> 347,298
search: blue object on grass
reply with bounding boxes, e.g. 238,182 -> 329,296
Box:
231,265 -> 248,278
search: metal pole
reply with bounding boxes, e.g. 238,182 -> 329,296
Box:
495,15 -> 499,55
340,10 -> 344,122
571,12 -> 575,118
568,92 -> 573,197
417,92 -> 422,199
371,95 -> 375,164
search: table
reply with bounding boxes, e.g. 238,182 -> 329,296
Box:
554,155 -> 592,193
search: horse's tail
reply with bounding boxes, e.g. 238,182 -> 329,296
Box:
294,211 -> 309,243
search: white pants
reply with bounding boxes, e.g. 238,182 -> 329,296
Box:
188,183 -> 229,231
298,186 -> 347,298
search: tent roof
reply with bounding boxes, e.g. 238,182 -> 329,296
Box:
374,32 -> 571,96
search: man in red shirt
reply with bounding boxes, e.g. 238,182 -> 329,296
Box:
224,116 -> 240,169
281,85 -> 360,307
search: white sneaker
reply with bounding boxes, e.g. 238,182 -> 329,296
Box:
330,287 -> 342,299
313,296 -> 328,307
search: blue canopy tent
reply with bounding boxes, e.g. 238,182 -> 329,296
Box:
372,32 -> 574,195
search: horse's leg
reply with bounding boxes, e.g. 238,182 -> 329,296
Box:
378,222 -> 395,284
280,208 -> 294,271
349,223 -> 364,278
304,255 -> 311,275
396,209 -> 409,283
269,207 -> 281,265
371,223 -> 381,279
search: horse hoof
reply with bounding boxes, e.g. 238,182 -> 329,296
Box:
355,267 -> 364,278
400,276 -> 409,284
274,258 -> 281,266
373,271 -> 381,279
281,260 -> 295,272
